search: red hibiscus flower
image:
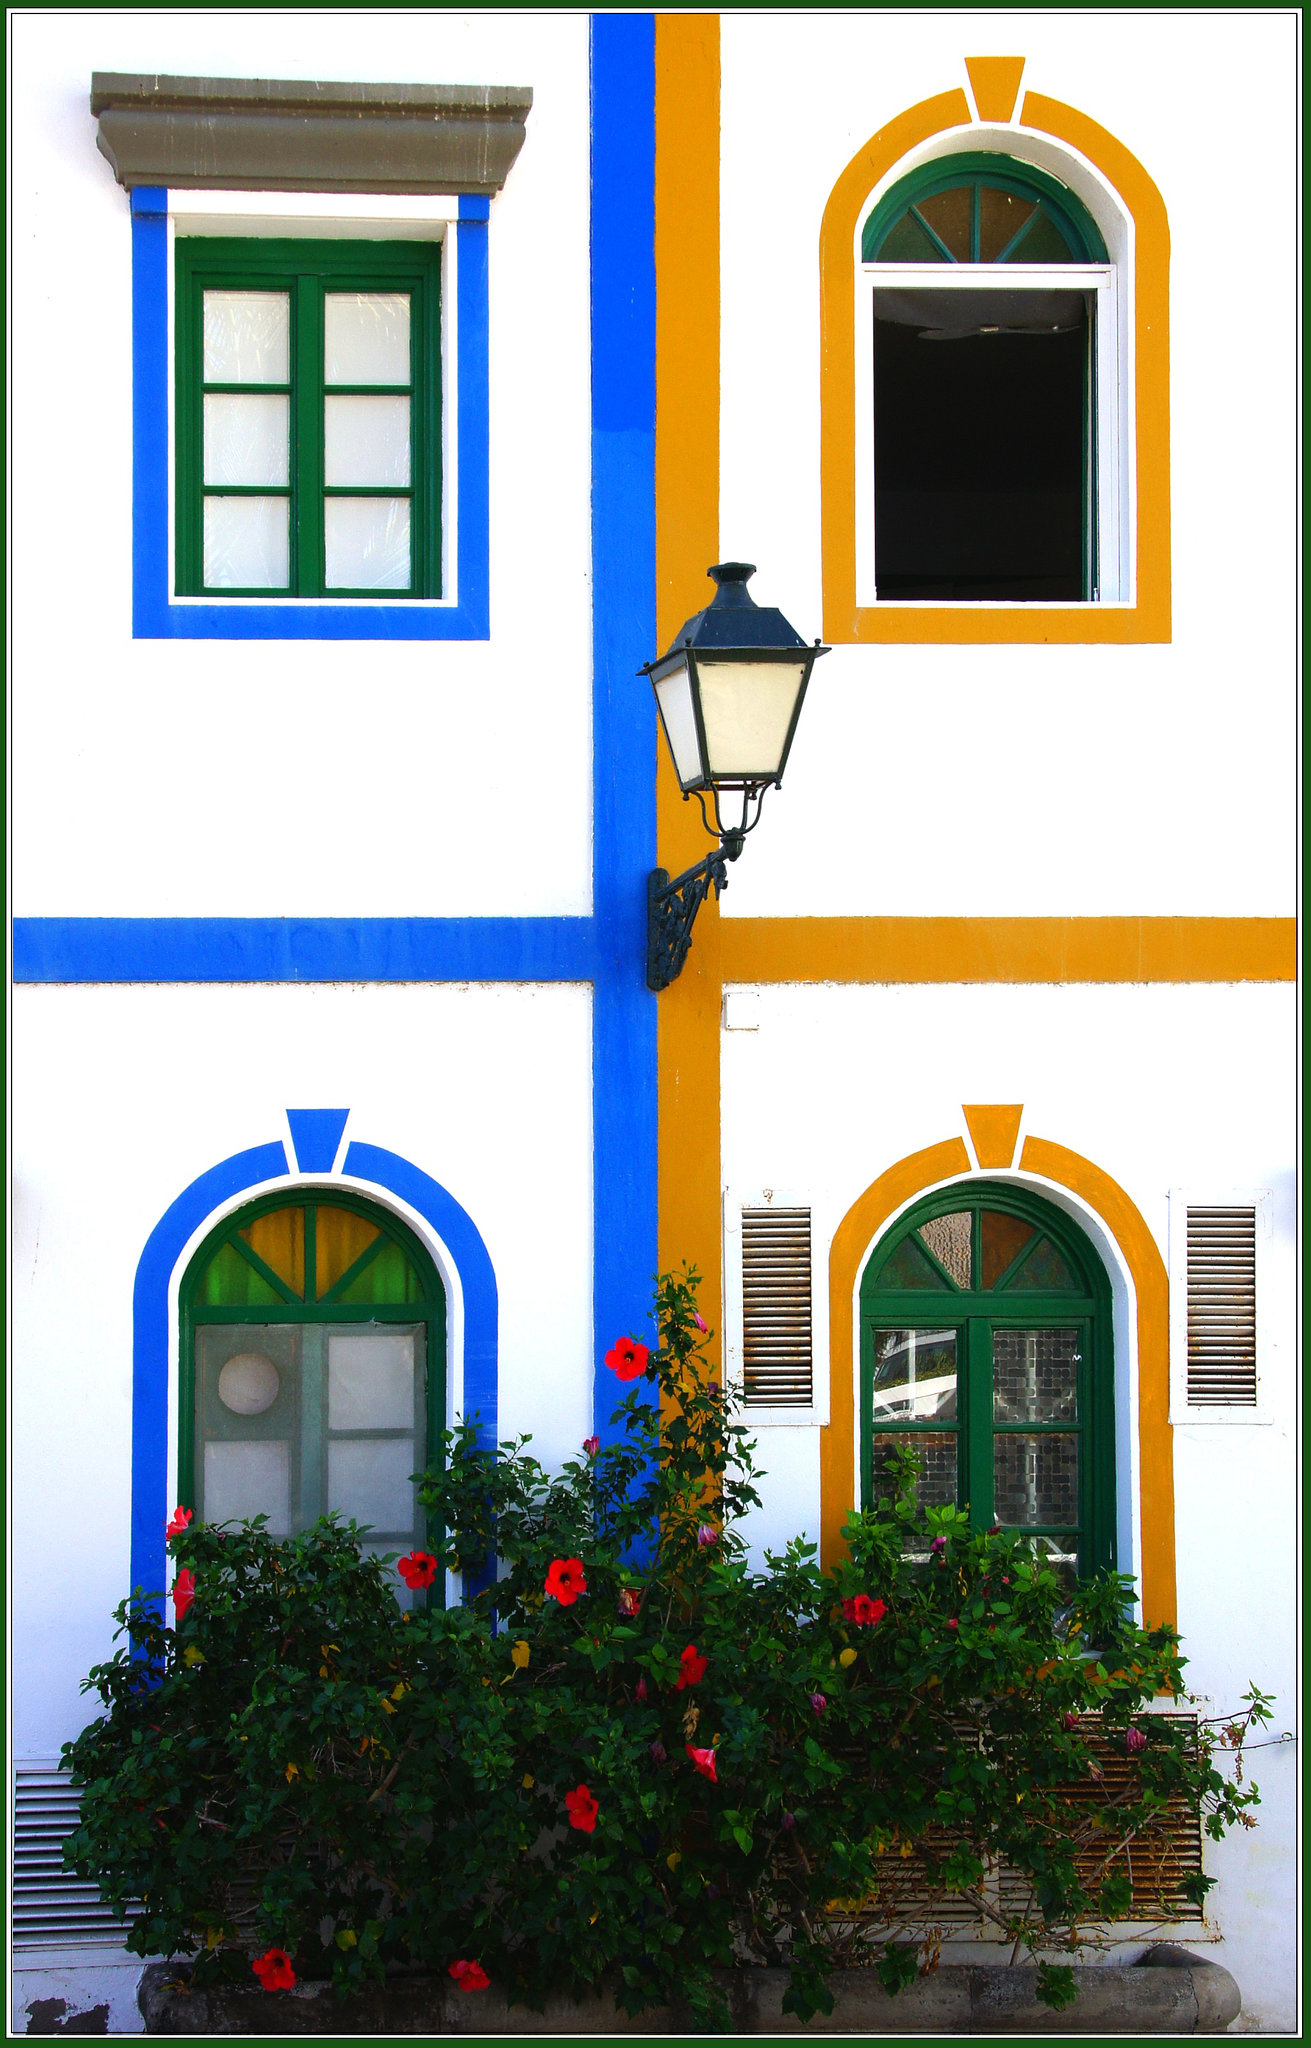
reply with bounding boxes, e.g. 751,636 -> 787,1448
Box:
449,1959 -> 490,1991
251,1947 -> 296,1991
675,1643 -> 708,1690
617,1587 -> 641,1617
841,1594 -> 887,1628
605,1337 -> 650,1381
686,1745 -> 717,1782
545,1557 -> 587,1606
398,1551 -> 439,1590
165,1505 -> 193,1539
582,1435 -> 601,1458
565,1783 -> 599,1832
171,1568 -> 195,1623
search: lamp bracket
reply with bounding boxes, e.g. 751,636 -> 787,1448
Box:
646,842 -> 741,992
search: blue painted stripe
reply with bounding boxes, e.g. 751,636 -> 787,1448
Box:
131,200 -> 490,640
131,1142 -> 290,1610
589,16 -> 660,1461
286,1108 -> 350,1173
14,918 -> 598,983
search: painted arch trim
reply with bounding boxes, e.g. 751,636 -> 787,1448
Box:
130,1124 -> 498,1609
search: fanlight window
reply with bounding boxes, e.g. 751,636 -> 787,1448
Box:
860,1187 -> 1114,1587
181,1193 -> 444,1602
863,156 -> 1106,265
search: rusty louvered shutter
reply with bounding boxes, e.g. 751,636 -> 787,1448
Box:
1186,1207 -> 1257,1407
742,1207 -> 812,1407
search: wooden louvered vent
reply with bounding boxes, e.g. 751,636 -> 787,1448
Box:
13,1765 -> 134,1948
742,1206 -> 812,1407
1187,1207 -> 1257,1407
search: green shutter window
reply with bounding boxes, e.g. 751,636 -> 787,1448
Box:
180,1193 -> 446,1603
860,1185 -> 1115,1589
175,239 -> 441,598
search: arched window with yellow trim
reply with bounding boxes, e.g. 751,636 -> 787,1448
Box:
180,1190 -> 445,1599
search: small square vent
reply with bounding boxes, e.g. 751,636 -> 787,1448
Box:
1186,1207 -> 1257,1407
742,1207 -> 813,1407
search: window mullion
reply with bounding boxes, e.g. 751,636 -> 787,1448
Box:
299,1325 -> 326,1523
966,1316 -> 994,1529
294,273 -> 325,595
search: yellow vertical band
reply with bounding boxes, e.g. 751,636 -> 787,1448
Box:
655,17 -> 723,1349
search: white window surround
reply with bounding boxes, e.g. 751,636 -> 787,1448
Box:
165,189 -> 459,608
723,1187 -> 829,1427
853,125 -> 1134,612
1168,1187 -> 1274,1427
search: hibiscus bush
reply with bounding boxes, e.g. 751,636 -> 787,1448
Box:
64,1269 -> 1270,2028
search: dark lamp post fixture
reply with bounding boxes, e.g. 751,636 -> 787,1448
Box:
640,562 -> 828,991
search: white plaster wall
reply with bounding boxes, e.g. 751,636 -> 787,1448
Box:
718,12 -> 1298,917
10,12 -> 594,916
721,976 -> 1296,2030
12,980 -> 593,1761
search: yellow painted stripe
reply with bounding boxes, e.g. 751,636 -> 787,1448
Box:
721,917 -> 1296,985
655,17 -> 724,1345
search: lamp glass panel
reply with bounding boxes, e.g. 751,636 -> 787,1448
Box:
653,659 -> 706,788
697,659 -> 808,779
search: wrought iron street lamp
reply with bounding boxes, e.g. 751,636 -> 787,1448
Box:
641,562 -> 828,990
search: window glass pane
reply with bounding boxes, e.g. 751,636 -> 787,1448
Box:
239,1209 -> 305,1299
203,1441 -> 291,1535
914,188 -> 971,259
324,395 -> 411,487
328,1437 -> 417,1532
872,1327 -> 957,1421
1004,209 -> 1076,262
1032,1536 -> 1078,1600
873,1431 -> 957,1509
993,1327 -> 1080,1422
324,292 -> 411,384
315,1208 -> 381,1298
875,1235 -> 949,1291
919,1212 -> 972,1288
203,290 -> 290,383
196,1239 -> 282,1308
328,1331 -> 416,1432
979,186 -> 1037,260
981,1210 -> 1036,1289
203,395 -> 289,487
324,496 -> 411,589
204,496 -> 289,589
873,211 -> 944,262
1008,1236 -> 1080,1292
336,1238 -> 423,1305
994,1432 -> 1078,1526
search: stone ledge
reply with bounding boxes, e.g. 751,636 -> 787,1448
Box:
139,1945 -> 1241,2034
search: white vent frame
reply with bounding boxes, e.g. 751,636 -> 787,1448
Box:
1168,1189 -> 1272,1426
723,1189 -> 829,1425
12,1762 -> 138,1950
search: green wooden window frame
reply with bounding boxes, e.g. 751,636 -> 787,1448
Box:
175,238 -> 442,598
859,1183 -> 1115,1581
862,152 -> 1108,264
180,1189 -> 446,1603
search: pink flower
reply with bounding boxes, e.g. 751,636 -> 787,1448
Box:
565,1783 -> 599,1832
810,1693 -> 827,1714
251,1947 -> 295,1991
686,1745 -> 718,1782
675,1644 -> 708,1690
692,1313 -> 708,1333
781,1811 -> 796,1830
605,1337 -> 650,1382
545,1558 -> 587,1606
841,1594 -> 886,1628
582,1435 -> 601,1458
449,1959 -> 489,1992
398,1551 -> 439,1590
171,1569 -> 195,1624
1061,1713 -> 1079,1732
928,1536 -> 946,1555
635,1675 -> 648,1702
946,1618 -> 959,1632
696,1524 -> 718,1549
1125,1725 -> 1148,1754
650,1740 -> 667,1765
165,1505 -> 193,1539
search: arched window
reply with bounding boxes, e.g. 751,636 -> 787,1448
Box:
180,1191 -> 444,1595
859,1184 -> 1114,1586
863,153 -> 1107,265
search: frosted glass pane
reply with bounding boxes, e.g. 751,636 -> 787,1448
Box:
654,661 -> 704,788
699,660 -> 808,779
324,497 -> 410,589
203,1440 -> 290,1535
204,395 -> 289,486
329,1331 -> 415,1431
324,293 -> 411,384
324,396 -> 411,487
203,291 -> 289,383
204,496 -> 289,588
328,1437 -> 415,1532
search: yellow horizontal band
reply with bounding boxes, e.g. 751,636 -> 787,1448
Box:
721,917 -> 1296,986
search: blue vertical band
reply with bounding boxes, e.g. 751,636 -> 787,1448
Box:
454,208 -> 491,636
130,190 -> 170,642
590,16 -> 659,1450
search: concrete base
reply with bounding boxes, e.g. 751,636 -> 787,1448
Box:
139,1945 -> 1240,2034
